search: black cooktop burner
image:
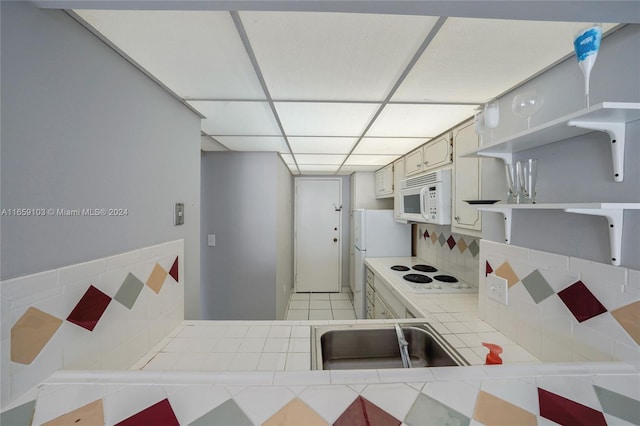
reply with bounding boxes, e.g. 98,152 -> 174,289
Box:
403,274 -> 433,284
434,275 -> 458,283
412,264 -> 438,273
391,265 -> 411,271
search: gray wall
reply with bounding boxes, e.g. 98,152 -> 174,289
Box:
201,151 -> 293,320
482,25 -> 640,269
275,158 -> 294,319
0,1 -> 202,318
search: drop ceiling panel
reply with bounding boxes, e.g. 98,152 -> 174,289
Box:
275,103 -> 380,136
367,104 -> 478,137
393,18 -> 617,103
353,137 -> 428,155
288,137 -> 358,154
294,154 -> 347,165
75,10 -> 264,99
188,101 -> 281,135
280,153 -> 295,164
241,12 -> 439,100
343,154 -> 400,166
298,165 -> 340,174
212,136 -> 288,152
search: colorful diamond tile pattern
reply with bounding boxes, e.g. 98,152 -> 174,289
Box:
486,260 -> 639,349
423,227 -> 479,258
66,285 -> 112,332
25,375 -> 640,426
557,280 -> 608,323
11,307 -> 63,365
116,399 -> 179,426
9,257 -> 179,366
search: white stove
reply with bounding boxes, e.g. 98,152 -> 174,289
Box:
381,259 -> 478,294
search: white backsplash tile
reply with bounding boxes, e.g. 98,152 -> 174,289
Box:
481,240 -> 639,365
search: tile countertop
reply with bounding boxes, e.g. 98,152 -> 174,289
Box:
365,256 -> 539,365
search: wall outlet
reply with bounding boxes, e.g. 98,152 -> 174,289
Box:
207,234 -> 216,247
487,274 -> 508,305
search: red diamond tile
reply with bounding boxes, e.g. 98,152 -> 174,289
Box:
115,399 -> 179,426
447,235 -> 456,249
557,280 -> 607,323
334,396 -> 400,426
66,285 -> 112,331
538,388 -> 606,426
486,261 -> 493,277
423,229 -> 429,240
169,256 -> 179,283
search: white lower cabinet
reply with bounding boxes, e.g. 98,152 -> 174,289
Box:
370,273 -> 418,319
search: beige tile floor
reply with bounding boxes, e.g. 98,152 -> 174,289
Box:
285,292 -> 356,320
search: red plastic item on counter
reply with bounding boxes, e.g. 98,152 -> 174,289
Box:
482,342 -> 503,365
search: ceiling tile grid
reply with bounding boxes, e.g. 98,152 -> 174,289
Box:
75,9 -> 617,174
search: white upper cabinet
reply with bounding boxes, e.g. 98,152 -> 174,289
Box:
405,136 -> 452,177
374,163 -> 394,198
452,120 -> 482,235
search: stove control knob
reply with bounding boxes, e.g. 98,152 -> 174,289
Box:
452,283 -> 461,289
433,284 -> 441,289
424,284 -> 432,289
462,283 -> 471,289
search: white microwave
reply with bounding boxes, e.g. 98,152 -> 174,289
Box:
399,169 -> 451,225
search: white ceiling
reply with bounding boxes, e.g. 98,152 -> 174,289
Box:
74,8 -> 617,175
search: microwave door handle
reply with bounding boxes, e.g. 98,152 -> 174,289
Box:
419,186 -> 430,222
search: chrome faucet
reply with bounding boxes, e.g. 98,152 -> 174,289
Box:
394,324 -> 412,368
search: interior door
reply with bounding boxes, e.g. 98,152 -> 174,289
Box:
294,178 -> 342,293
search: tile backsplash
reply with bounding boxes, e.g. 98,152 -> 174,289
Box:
479,239 -> 640,367
0,240 -> 184,409
415,225 -> 480,286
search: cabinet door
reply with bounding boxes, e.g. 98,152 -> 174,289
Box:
393,157 -> 406,221
453,121 -> 482,232
423,136 -> 452,171
373,294 -> 388,319
405,147 -> 424,176
375,164 -> 394,198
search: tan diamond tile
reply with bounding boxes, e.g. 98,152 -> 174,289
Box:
146,264 -> 168,294
473,390 -> 537,426
42,399 -> 104,426
457,238 -> 468,254
263,398 -> 328,426
495,261 -> 520,288
611,301 -> 640,345
430,232 -> 438,244
11,307 -> 63,365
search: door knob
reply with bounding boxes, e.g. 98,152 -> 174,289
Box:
333,238 -> 338,242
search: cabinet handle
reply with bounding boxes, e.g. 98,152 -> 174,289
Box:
455,216 -> 460,222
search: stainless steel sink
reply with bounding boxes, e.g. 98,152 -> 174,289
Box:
311,323 -> 468,370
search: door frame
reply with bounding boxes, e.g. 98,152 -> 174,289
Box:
293,177 -> 343,293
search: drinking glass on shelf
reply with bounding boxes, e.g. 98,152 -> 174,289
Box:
517,159 -> 538,204
504,163 -> 519,204
474,110 -> 486,146
512,90 -> 544,129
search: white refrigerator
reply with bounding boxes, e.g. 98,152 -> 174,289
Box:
353,209 -> 411,318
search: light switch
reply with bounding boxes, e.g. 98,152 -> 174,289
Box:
174,203 -> 184,225
208,234 -> 216,247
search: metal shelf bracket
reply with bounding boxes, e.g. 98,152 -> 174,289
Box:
567,120 -> 626,182
564,208 -> 624,266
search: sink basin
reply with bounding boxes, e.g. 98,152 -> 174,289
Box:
311,323 -> 468,370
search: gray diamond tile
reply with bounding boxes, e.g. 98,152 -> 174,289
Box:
114,273 -> 144,310
438,234 -> 446,246
594,385 -> 640,425
188,399 -> 252,426
468,240 -> 480,257
0,399 -> 36,426
521,270 -> 555,304
404,393 -> 470,426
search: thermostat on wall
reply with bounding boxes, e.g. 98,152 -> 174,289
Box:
174,202 -> 184,226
